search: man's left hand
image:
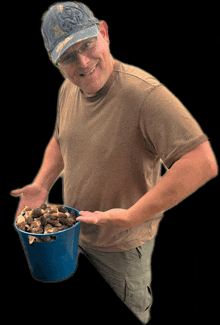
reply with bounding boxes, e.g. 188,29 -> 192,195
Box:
76,208 -> 134,228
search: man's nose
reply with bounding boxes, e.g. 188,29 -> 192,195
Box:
77,53 -> 90,68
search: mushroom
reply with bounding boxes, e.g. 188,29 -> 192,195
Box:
58,205 -> 68,213
16,205 -> 78,244
31,208 -> 43,218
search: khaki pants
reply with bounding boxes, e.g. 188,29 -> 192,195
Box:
78,236 -> 155,324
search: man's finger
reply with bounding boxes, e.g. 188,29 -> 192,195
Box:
76,216 -> 97,224
79,211 -> 94,217
10,188 -> 24,196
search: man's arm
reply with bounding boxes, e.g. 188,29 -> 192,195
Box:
77,141 -> 218,227
33,136 -> 64,191
126,140 -> 218,226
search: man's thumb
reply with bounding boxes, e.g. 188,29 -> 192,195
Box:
10,188 -> 24,196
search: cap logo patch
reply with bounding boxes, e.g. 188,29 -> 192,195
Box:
53,24 -> 66,37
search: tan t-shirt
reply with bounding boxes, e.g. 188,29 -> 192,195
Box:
54,60 -> 208,252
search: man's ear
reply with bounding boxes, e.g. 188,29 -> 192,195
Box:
99,21 -> 110,44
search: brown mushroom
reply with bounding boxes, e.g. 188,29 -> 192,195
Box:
58,205 -> 68,213
31,208 -> 43,218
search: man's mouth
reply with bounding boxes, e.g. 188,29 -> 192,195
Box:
79,65 -> 97,77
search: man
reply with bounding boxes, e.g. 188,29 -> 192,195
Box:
11,2 -> 218,324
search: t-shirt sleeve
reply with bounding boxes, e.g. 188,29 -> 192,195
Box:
140,85 -> 209,168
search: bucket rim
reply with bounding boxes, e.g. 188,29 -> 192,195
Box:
14,206 -> 81,237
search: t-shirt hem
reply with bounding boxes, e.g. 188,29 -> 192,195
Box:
79,236 -> 155,253
78,216 -> 162,252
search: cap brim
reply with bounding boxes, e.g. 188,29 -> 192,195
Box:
51,25 -> 99,64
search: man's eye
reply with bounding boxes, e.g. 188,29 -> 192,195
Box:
63,53 -> 76,62
83,42 -> 91,49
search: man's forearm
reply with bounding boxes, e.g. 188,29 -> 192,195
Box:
127,142 -> 218,226
76,142 -> 218,228
33,137 -> 64,192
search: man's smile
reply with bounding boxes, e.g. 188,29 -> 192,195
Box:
79,64 -> 98,77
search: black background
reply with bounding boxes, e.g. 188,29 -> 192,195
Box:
3,1 -> 219,324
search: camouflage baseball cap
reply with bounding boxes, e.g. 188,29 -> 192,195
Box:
41,2 -> 99,64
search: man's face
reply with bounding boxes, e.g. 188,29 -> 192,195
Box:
58,21 -> 114,97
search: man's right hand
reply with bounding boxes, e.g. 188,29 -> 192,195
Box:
11,184 -> 48,218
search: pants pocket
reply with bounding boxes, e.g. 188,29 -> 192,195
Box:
125,275 -> 152,314
136,246 -> 142,258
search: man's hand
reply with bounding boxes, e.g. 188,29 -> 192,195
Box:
76,208 -> 134,228
11,184 -> 48,218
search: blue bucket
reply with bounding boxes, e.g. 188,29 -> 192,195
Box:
14,206 -> 81,282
